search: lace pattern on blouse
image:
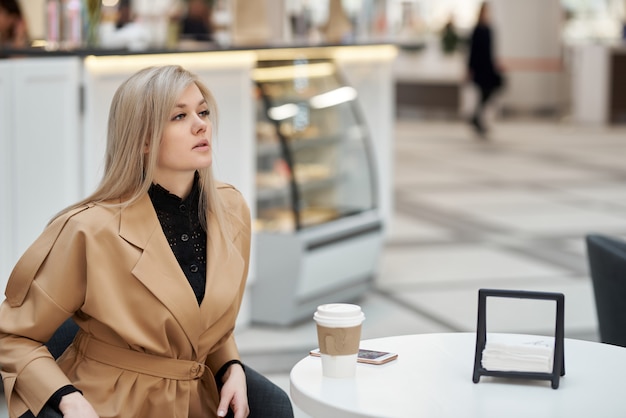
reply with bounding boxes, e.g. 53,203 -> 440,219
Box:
148,179 -> 207,305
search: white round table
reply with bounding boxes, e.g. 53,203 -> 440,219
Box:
289,332 -> 626,418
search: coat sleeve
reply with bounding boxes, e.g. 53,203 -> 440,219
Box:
0,211 -> 89,415
205,187 -> 251,375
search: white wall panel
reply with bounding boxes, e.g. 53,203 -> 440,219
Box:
12,58 -> 82,261
491,0 -> 565,112
0,58 -> 82,290
570,44 -> 610,124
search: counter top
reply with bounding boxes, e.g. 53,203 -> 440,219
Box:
0,40 -> 398,59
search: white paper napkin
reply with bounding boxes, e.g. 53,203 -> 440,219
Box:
481,335 -> 554,373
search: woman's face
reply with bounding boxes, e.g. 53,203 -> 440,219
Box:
154,83 -> 212,182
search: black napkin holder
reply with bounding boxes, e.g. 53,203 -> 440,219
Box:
472,288 -> 565,389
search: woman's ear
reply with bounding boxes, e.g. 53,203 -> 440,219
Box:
143,141 -> 150,154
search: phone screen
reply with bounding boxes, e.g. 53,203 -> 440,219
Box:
358,349 -> 390,360
309,348 -> 398,364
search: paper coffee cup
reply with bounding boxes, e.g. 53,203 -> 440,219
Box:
314,303 -> 365,378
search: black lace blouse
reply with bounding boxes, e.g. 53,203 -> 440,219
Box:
148,179 -> 207,305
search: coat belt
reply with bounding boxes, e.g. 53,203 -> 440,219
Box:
74,332 -> 207,380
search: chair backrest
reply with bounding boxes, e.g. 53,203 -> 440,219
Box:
585,234 -> 626,347
45,317 -> 79,359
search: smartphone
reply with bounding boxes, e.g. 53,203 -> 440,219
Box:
309,348 -> 398,365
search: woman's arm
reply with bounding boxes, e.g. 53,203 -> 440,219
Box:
0,213 -> 89,414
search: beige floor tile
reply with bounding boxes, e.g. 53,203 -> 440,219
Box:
387,277 -> 598,337
378,245 -> 568,286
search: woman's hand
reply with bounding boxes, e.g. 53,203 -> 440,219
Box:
58,392 -> 99,418
217,363 -> 249,418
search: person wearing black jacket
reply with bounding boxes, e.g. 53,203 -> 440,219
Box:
467,2 -> 503,137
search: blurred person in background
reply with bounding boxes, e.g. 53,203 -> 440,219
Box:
115,0 -> 134,29
467,2 -> 504,137
0,0 -> 28,47
181,0 -> 213,42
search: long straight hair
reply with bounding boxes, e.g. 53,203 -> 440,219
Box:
54,65 -> 231,240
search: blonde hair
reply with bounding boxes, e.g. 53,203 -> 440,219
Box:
55,65 -> 230,239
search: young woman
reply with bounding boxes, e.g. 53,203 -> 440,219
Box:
0,65 -> 291,418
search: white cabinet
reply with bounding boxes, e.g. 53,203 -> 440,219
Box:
0,58 -> 82,287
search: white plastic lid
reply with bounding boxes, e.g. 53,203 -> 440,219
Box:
313,303 -> 365,327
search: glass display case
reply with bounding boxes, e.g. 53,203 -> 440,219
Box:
250,58 -> 384,325
253,58 -> 377,232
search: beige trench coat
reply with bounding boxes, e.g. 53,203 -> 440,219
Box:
0,183 -> 251,418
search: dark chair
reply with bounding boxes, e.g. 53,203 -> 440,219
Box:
585,234 -> 626,347
22,318 -> 294,418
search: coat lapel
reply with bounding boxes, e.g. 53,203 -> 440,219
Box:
119,195 -> 202,354
200,212 -> 245,330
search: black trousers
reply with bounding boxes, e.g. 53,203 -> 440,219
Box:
20,365 -> 294,418
226,366 -> 294,418
474,84 -> 497,121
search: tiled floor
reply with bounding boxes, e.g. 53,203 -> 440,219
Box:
237,116 -> 626,417
2,115 -> 625,417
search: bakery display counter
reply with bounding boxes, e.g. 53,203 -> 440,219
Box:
250,58 -> 384,325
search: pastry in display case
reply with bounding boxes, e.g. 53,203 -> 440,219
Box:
250,58 -> 384,325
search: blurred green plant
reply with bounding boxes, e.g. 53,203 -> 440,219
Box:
84,0 -> 101,47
